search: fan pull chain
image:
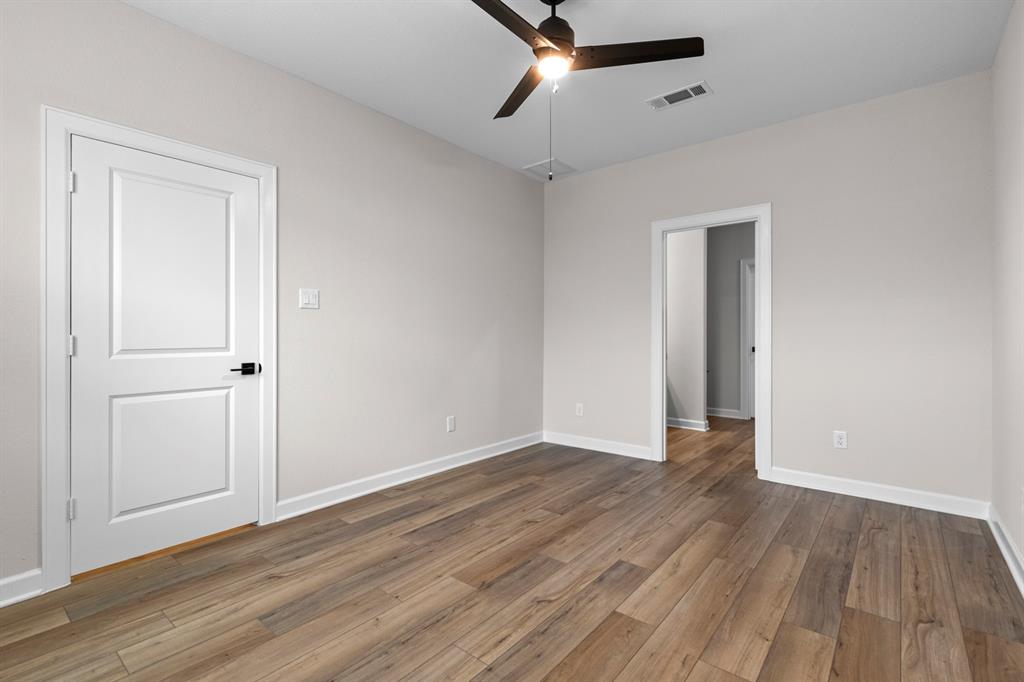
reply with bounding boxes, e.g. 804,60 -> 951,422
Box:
548,81 -> 555,181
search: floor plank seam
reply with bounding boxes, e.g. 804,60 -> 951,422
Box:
115,648 -> 131,677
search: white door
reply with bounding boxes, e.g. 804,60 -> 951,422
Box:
70,135 -> 260,574
741,259 -> 756,419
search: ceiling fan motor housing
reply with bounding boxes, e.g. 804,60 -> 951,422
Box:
536,15 -> 575,61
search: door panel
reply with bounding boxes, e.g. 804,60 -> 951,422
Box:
70,135 -> 260,573
110,388 -> 231,518
112,170 -> 233,354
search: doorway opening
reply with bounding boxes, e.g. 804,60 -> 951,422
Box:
664,222 -> 755,462
649,204 -> 771,471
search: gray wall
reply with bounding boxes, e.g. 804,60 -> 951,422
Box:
665,229 -> 706,425
991,0 -> 1023,561
543,71 -> 993,502
0,1 -> 544,580
707,222 -> 755,412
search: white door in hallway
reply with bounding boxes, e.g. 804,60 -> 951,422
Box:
70,135 -> 261,573
741,258 -> 756,420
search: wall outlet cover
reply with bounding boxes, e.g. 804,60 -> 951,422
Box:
833,430 -> 848,449
575,403 -> 584,417
298,288 -> 320,309
446,416 -> 456,433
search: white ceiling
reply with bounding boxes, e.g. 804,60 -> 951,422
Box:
127,0 -> 1012,177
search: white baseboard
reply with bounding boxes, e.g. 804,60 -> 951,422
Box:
989,505 -> 1024,600
542,431 -> 655,461
762,466 -> 990,519
0,568 -> 43,608
275,432 -> 543,521
706,407 -> 747,419
667,417 -> 709,432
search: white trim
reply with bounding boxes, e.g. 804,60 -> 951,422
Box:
41,107 -> 278,594
989,505 -> 1024,600
706,407 -> 747,419
667,418 -> 709,431
651,203 -> 772,470
276,433 -> 542,521
763,466 -> 990,519
739,257 -> 755,420
257,167 -> 279,527
701,232 -> 709,432
542,431 -> 655,461
0,569 -> 44,608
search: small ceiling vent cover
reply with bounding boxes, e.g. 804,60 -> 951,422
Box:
521,158 -> 576,181
647,80 -> 713,111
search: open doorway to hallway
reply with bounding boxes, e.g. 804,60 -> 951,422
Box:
650,203 -> 771,469
665,221 -> 755,463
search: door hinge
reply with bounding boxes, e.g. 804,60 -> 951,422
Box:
67,334 -> 76,357
67,498 -> 77,521
68,171 -> 76,194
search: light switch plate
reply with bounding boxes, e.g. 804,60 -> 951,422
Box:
298,288 -> 319,310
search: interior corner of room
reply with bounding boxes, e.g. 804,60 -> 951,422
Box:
1,0 -> 1023,677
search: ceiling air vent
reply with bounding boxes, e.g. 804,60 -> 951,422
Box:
521,158 -> 576,182
647,80 -> 713,111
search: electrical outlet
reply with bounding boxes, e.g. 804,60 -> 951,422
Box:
833,431 -> 848,449
575,403 -> 584,417
446,416 -> 456,433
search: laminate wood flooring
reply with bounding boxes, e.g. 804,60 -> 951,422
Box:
3,417 -> 1023,681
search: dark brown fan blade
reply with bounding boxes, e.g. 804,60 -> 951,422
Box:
572,37 -> 704,71
470,0 -> 558,51
494,66 -> 543,119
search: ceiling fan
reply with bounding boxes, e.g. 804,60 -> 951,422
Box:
471,0 -> 705,118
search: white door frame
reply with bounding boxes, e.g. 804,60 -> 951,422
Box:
739,257 -> 756,420
41,107 -> 278,592
650,204 -> 771,471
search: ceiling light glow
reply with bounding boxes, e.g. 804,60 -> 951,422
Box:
537,54 -> 569,80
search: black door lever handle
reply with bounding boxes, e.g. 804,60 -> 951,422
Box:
229,362 -> 261,375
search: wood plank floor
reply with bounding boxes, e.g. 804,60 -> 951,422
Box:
3,417 -> 1024,681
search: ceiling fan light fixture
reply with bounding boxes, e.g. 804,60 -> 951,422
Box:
537,54 -> 569,80
472,0 -> 704,118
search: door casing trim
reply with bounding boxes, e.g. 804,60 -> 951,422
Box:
41,107 -> 278,592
